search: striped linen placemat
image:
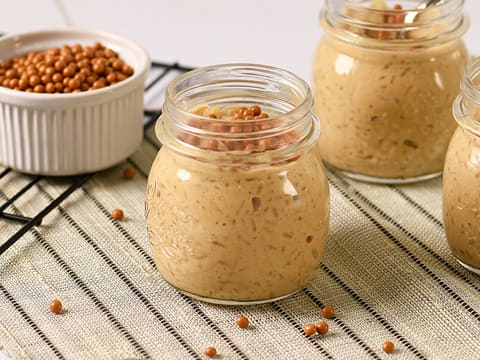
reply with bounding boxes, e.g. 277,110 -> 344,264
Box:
0,120 -> 479,359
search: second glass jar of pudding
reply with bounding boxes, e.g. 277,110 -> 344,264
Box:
313,0 -> 469,183
146,64 -> 330,304
443,57 -> 480,275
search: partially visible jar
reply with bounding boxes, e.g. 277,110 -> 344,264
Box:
313,0 -> 469,183
443,57 -> 480,274
145,64 -> 330,304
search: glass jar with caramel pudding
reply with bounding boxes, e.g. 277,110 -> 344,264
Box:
146,64 -> 330,304
444,57 -> 480,274
313,0 -> 469,183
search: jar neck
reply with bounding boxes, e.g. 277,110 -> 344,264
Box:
454,57 -> 480,137
156,64 -> 320,167
320,0 -> 468,50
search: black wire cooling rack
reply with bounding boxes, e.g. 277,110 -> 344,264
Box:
0,61 -> 193,255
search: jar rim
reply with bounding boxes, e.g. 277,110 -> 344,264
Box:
157,63 -> 320,166
454,57 -> 480,137
320,0 -> 468,49
164,63 -> 312,124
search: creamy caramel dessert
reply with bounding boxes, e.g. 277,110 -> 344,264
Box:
443,127 -> 480,272
146,105 -> 330,302
313,0 -> 468,180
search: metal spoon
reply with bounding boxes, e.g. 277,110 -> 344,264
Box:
404,0 -> 444,23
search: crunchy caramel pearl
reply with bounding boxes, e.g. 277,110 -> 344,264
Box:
256,138 -> 271,151
18,77 -> 29,90
116,72 -> 126,81
93,62 -> 105,75
206,140 -> 219,150
33,84 -> 45,93
44,56 -> 55,66
123,167 -> 136,179
203,347 -> 216,358
106,72 -> 116,84
233,112 -> 244,120
62,66 -> 75,77
78,59 -> 90,69
26,67 -> 37,77
52,73 -> 63,83
111,208 -> 124,220
74,53 -> 85,62
95,50 -> 106,59
316,321 -> 329,335
250,105 -> 261,116
74,72 -> 85,83
382,341 -> 395,354
322,305 -> 335,319
80,67 -> 91,76
243,109 -> 254,117
255,113 -> 269,119
38,64 -> 47,75
8,78 -> 18,89
45,66 -> 55,76
84,47 -> 95,58
92,80 -> 105,89
122,64 -> 133,76
230,125 -> 242,133
5,68 -> 17,78
48,47 -> 60,56
260,123 -> 272,130
86,75 -> 96,85
105,49 -> 116,58
60,54 -> 73,64
236,315 -> 249,329
71,44 -> 82,54
45,82 -> 55,93
304,323 -> 316,336
54,59 -> 66,71
49,299 -> 62,314
41,74 -> 51,84
112,59 -> 123,70
68,78 -> 81,90
245,143 -> 255,152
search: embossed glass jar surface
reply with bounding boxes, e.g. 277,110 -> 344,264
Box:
444,57 -> 480,274
313,0 -> 469,183
146,64 -> 330,304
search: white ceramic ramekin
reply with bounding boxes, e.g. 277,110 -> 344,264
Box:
0,28 -> 150,175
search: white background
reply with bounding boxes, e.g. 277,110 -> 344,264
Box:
0,0 -> 478,84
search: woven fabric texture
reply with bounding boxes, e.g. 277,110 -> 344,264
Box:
1,67 -> 479,360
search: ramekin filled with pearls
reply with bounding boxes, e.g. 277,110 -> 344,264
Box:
0,28 -> 150,175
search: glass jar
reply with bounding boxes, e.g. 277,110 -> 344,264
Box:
145,64 -> 330,304
313,0 -> 469,183
443,57 -> 480,274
